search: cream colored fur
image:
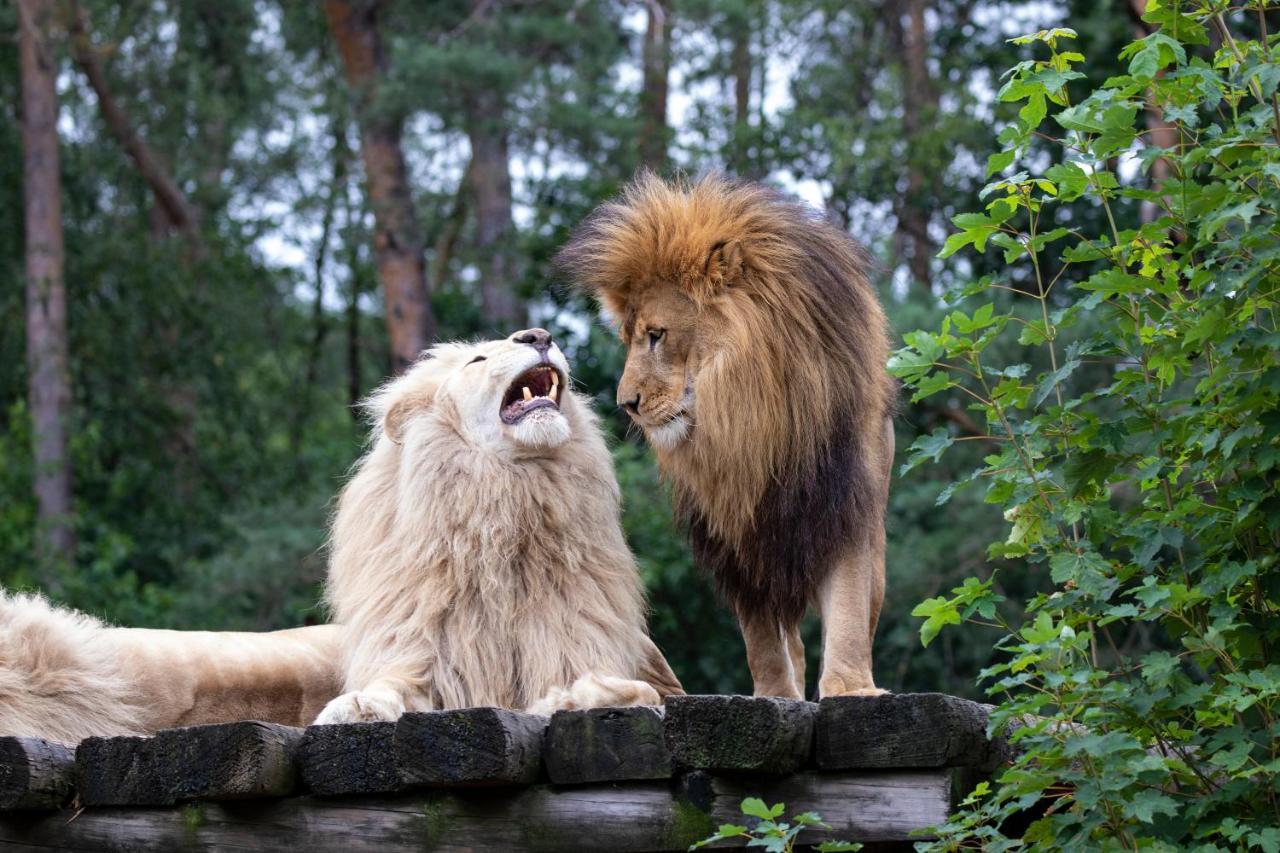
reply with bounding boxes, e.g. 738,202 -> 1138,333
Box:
0,591 -> 343,744
314,332 -> 682,724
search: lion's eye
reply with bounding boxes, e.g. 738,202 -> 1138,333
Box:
647,329 -> 665,350
467,355 -> 488,365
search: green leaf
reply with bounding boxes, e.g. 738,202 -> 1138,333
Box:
1034,358 -> 1080,406
986,149 -> 1016,176
740,798 -> 784,821
1130,790 -> 1179,823
902,428 -> 954,473
791,812 -> 827,827
912,595 -> 963,647
1019,92 -> 1047,129
1044,161 -> 1090,201
689,824 -> 749,849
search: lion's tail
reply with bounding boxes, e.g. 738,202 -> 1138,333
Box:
0,591 -> 145,744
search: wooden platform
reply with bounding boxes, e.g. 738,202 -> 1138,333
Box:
0,693 -> 1009,852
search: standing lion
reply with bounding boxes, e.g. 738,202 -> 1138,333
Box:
557,174 -> 895,699
313,330 -> 682,724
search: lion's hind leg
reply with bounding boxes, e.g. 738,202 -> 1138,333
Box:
525,673 -> 660,717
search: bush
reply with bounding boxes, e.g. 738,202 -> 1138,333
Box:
891,6 -> 1280,849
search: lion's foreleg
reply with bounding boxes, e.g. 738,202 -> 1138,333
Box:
739,609 -> 804,699
785,622 -> 806,698
816,537 -> 887,697
313,673 -> 413,725
525,673 -> 660,716
817,416 -> 893,698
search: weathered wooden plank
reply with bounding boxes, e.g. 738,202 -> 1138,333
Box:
394,708 -> 546,787
0,737 -> 75,811
0,771 -> 951,851
665,695 -> 816,773
299,721 -> 400,796
76,734 -> 173,806
817,693 -> 1007,771
76,722 -> 304,807
544,705 -> 671,785
694,769 -> 954,846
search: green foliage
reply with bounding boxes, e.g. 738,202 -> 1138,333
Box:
690,798 -> 860,853
891,7 -> 1280,848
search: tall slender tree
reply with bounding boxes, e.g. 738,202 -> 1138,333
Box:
728,2 -> 755,177
460,0 -> 523,333
465,97 -> 523,332
1129,0 -> 1178,224
639,0 -> 671,171
18,0 -> 75,572
325,0 -> 436,373
885,0 -> 938,292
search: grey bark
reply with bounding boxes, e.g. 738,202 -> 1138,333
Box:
18,0 -> 75,572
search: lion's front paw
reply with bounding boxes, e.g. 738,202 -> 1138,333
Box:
313,690 -> 405,725
526,674 -> 661,716
836,687 -> 888,697
818,674 -> 888,698
525,686 -> 572,718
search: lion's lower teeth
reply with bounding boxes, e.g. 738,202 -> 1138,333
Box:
522,387 -> 532,401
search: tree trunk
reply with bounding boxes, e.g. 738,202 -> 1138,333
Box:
430,158 -> 472,295
292,118 -> 350,461
346,254 -> 364,418
465,90 -> 524,334
639,0 -> 670,171
886,0 -> 936,293
18,0 -> 75,572
729,10 -> 753,177
325,0 -> 436,374
67,5 -> 204,259
344,179 -> 365,417
1130,0 -> 1178,224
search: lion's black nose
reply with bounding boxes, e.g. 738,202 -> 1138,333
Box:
512,328 -> 553,354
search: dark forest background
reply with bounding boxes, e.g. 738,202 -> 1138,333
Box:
3,0 -> 1148,697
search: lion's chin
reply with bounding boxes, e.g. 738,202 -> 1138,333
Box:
646,416 -> 690,451
507,407 -> 572,449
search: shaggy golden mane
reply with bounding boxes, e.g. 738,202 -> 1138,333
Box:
558,173 -> 895,625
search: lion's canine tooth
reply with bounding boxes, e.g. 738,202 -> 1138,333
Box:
550,385 -> 558,402
551,372 -> 559,387
522,386 -> 532,401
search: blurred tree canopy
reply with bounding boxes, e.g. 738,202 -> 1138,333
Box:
3,0 -> 1182,699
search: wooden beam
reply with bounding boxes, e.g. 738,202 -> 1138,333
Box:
394,708 -> 545,787
665,695 -> 816,773
0,738 -> 74,811
76,722 -> 304,807
0,771 -> 954,851
544,706 -> 671,785
299,721 -> 400,796
817,693 -> 1008,771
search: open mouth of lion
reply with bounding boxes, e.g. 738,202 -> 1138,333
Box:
500,364 -> 564,424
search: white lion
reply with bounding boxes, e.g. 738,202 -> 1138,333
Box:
0,592 -> 342,744
314,329 -> 682,724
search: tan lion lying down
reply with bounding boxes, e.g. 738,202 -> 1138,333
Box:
0,331 -> 680,742
315,329 -> 682,723
0,593 -> 341,745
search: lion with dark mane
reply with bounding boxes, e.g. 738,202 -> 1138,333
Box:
558,173 -> 895,698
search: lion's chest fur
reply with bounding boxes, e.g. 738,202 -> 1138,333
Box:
330,430 -> 646,711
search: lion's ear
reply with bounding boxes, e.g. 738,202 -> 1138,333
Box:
704,240 -> 746,291
383,388 -> 436,444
